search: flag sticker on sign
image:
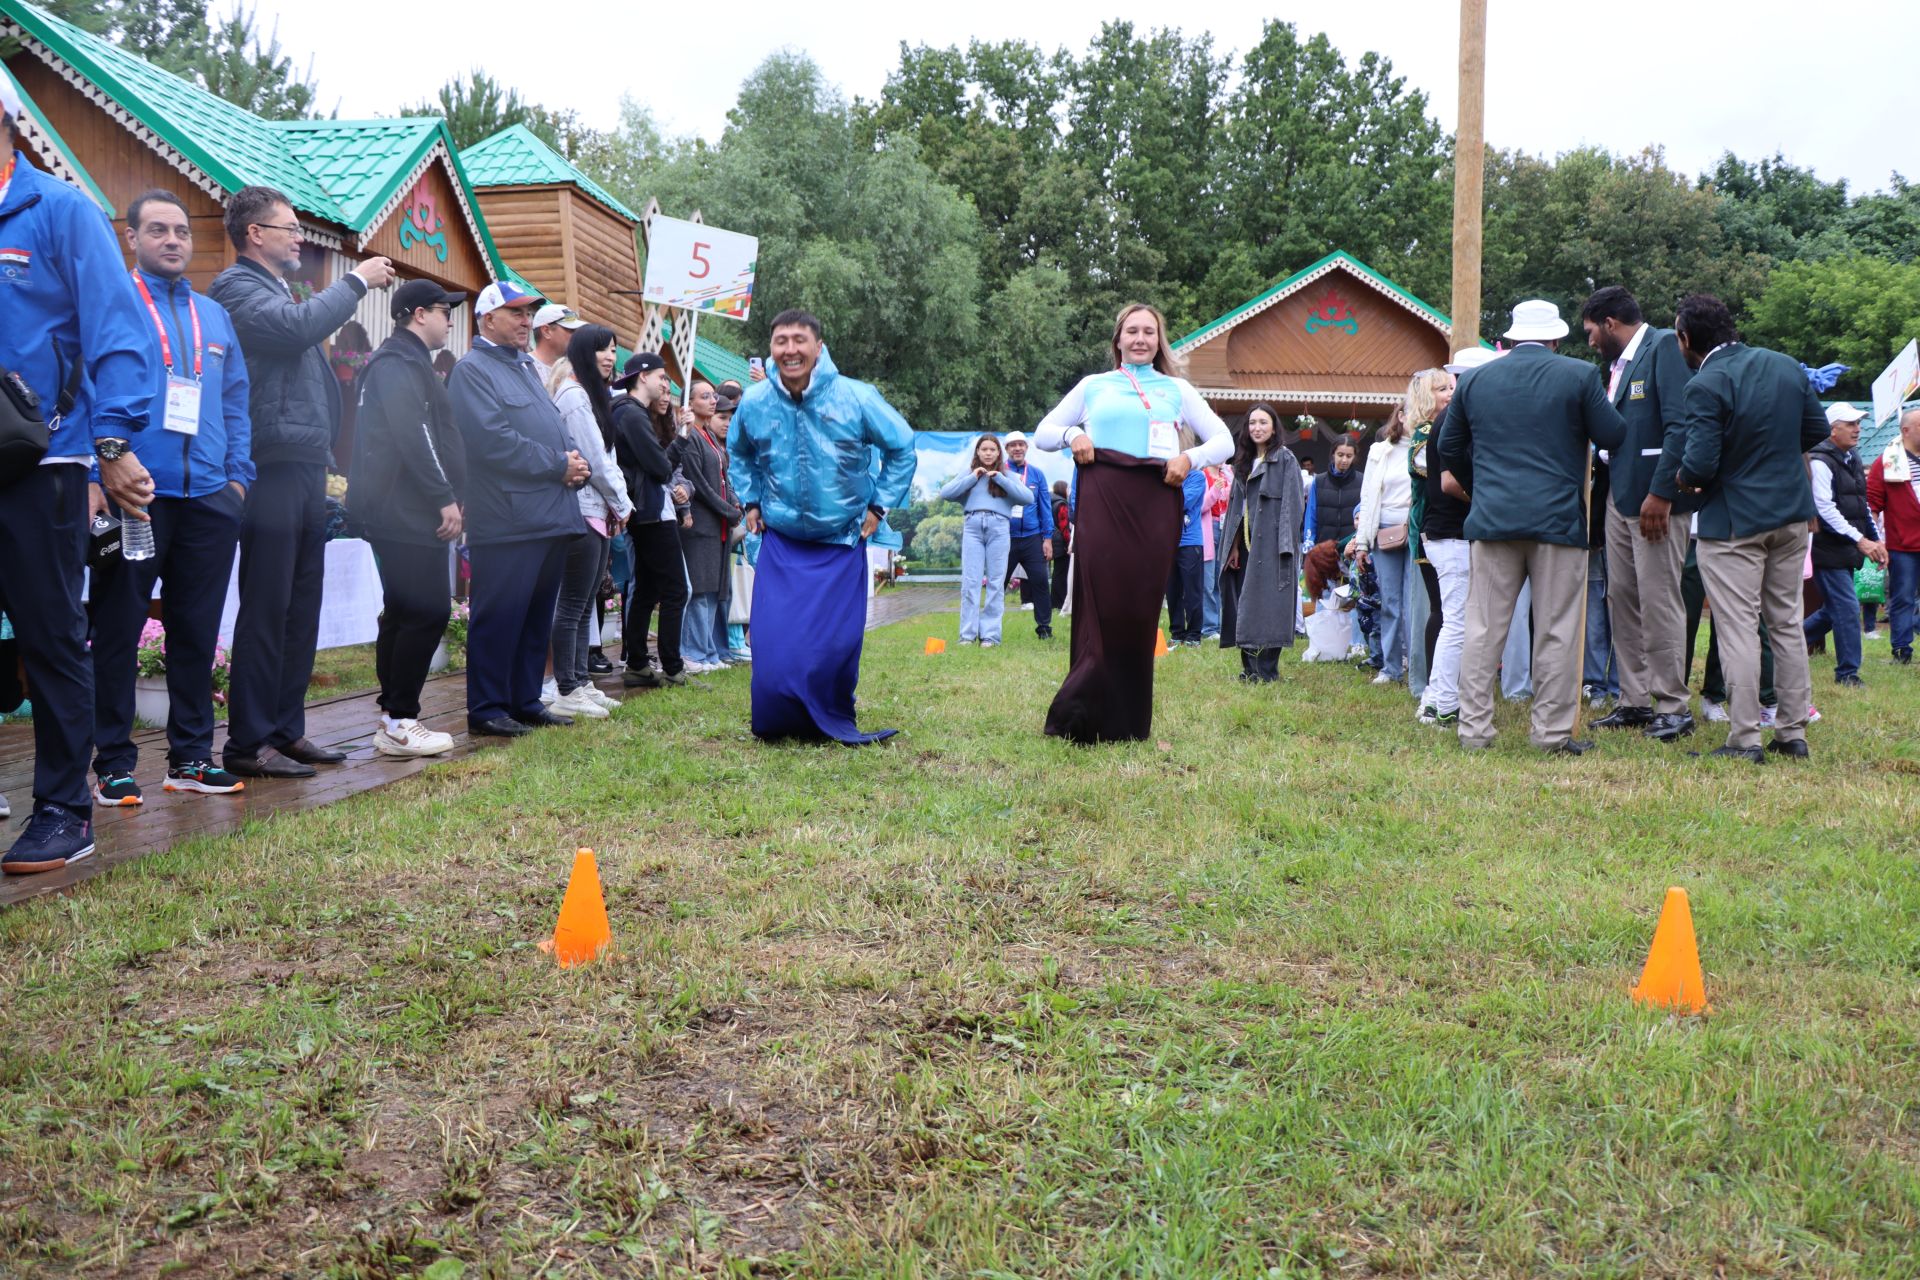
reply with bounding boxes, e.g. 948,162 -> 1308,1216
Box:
642,216 -> 758,323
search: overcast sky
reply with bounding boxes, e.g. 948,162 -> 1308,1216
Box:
256,0 -> 1914,194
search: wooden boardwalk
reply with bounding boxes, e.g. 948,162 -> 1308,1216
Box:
0,586 -> 954,908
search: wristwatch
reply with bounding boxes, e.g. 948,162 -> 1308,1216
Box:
95,437 -> 132,462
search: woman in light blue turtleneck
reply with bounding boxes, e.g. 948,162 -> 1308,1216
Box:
939,434 -> 1032,646
1032,303 -> 1234,742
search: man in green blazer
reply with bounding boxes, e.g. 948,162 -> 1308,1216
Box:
1437,299 -> 1626,754
1672,293 -> 1828,763
1580,287 -> 1695,743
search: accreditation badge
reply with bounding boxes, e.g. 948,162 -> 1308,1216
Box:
1147,420 -> 1179,460
163,376 -> 202,435
1629,380 -> 1646,401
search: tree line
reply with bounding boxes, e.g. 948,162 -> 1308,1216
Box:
48,7 -> 1920,423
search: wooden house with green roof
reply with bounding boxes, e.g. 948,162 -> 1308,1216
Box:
1173,251 -> 1458,463
1,0 -> 504,365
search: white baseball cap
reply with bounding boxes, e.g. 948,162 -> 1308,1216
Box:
1503,299 -> 1570,342
531,303 -> 585,331
1444,348 -> 1501,374
0,63 -> 28,124
474,280 -> 542,316
1003,431 -> 1029,444
1825,402 -> 1868,424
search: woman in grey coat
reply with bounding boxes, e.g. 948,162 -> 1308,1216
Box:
671,378 -> 743,671
1218,403 -> 1305,682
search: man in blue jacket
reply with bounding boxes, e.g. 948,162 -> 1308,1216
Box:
448,281 -> 591,737
1166,462 -> 1207,645
1000,432 -> 1056,639
90,189 -> 254,808
0,94 -> 162,874
731,310 -> 915,744
1672,293 -> 1827,763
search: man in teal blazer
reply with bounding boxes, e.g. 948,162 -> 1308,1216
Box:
1580,287 -> 1695,743
1437,299 -> 1626,755
1672,293 -> 1828,762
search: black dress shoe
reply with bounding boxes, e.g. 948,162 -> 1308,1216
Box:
515,709 -> 574,728
1036,626 -> 1053,639
1644,711 -> 1696,742
469,716 -> 532,738
1836,675 -> 1864,687
279,737 -> 346,765
1593,705 -> 1654,729
1691,745 -> 1766,764
223,748 -> 316,779
1895,648 -> 1913,665
1765,737 -> 1810,759
1544,739 -> 1595,756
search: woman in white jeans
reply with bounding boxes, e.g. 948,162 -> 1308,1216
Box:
939,435 -> 1032,646
1407,367 -> 1470,723
1352,406 -> 1415,682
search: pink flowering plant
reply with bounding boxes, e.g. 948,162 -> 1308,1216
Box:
135,619 -> 233,697
444,599 -> 469,669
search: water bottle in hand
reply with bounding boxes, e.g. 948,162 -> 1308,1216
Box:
122,508 -> 155,561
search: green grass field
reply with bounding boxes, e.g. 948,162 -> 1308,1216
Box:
3,606 -> 1918,1278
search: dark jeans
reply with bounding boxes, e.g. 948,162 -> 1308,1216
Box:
368,538 -> 453,721
625,520 -> 688,677
1683,541 -> 1774,706
1584,545 -> 1618,695
1052,550 -> 1071,611
1419,559 -> 1441,683
1890,549 -> 1920,654
93,488 -> 244,773
1165,544 -> 1204,643
552,530 -> 608,694
1804,565 -> 1863,682
0,464 -> 93,814
466,536 -> 569,723
226,461 -> 327,758
1007,535 -> 1054,631
1239,647 -> 1281,682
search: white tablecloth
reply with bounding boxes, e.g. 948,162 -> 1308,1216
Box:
209,537 -> 387,651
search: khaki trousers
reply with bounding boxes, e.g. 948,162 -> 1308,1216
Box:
1604,501 -> 1689,713
1695,526 -> 1812,749
1458,540 -> 1587,749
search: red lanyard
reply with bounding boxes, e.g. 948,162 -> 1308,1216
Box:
0,152 -> 14,195
1119,366 -> 1159,415
697,424 -> 727,478
130,270 -> 202,379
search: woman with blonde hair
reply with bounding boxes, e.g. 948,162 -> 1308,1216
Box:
938,434 -> 1032,646
1352,394 -> 1416,686
1033,302 -> 1233,741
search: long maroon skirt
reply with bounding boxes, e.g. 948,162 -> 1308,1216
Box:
1043,450 -> 1183,744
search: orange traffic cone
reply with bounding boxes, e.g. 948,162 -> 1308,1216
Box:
1630,887 -> 1710,1014
1154,628 -> 1170,658
549,848 -> 612,968
924,637 -> 946,655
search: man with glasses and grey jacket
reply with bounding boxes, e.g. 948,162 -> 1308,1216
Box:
209,184 -> 394,780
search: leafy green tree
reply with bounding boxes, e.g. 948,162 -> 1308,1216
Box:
911,513 -> 964,567
402,71 -> 561,151
191,6 -> 319,121
1742,256 -> 1920,400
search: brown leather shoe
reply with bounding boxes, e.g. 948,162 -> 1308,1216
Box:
223,748 -> 316,779
280,737 -> 346,765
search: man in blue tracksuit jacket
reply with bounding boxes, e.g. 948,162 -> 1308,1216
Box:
999,431 -> 1057,639
90,189 -> 254,808
0,104 -> 162,873
1165,466 -> 1207,644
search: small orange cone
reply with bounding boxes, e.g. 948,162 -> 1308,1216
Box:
924,637 -> 946,655
1154,628 -> 1170,658
1630,887 -> 1710,1015
549,848 -> 612,968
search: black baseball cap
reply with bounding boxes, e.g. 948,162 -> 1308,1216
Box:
391,279 -> 466,321
611,350 -> 668,389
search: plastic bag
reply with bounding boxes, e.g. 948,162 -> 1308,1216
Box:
1301,591 -> 1350,661
1856,560 -> 1887,605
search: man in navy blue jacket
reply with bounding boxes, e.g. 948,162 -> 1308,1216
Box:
1000,432 -> 1057,639
448,281 -> 591,737
89,189 -> 254,808
0,95 -> 162,874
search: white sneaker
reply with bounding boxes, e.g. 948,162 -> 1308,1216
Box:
374,719 -> 454,758
540,679 -> 559,705
1701,700 -> 1729,723
0,792 -> 9,819
728,649 -> 752,664
1371,671 -> 1392,685
550,688 -> 610,719
683,660 -> 718,674
585,687 -> 622,712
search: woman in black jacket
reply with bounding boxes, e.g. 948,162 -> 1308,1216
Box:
672,377 -> 743,673
610,353 -> 691,686
346,281 -> 467,757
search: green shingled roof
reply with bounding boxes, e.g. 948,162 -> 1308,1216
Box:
659,317 -> 753,387
0,53 -> 111,213
462,124 -> 642,224
1174,250 -> 1466,353
2,0 -> 505,275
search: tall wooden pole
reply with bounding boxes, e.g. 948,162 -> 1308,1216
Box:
1450,0 -> 1488,352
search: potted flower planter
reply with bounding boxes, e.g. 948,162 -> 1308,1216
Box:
133,676 -> 170,729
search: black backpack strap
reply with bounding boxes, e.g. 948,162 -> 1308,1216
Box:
54,348 -> 83,420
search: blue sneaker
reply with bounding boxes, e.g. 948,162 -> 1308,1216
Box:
4,804 -> 95,876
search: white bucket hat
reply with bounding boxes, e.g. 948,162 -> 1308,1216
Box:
1503,299 -> 1570,342
1444,348 -> 1501,375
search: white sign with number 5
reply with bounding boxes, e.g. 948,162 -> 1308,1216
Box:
642,215 -> 757,322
